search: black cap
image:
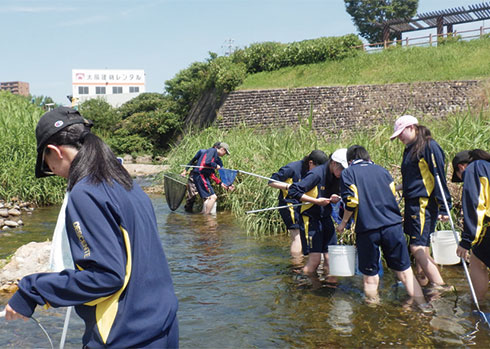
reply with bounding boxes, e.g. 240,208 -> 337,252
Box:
451,150 -> 472,183
35,107 -> 92,178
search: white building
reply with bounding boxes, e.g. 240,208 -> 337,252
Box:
72,69 -> 145,107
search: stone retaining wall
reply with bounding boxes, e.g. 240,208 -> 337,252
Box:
217,80 -> 482,132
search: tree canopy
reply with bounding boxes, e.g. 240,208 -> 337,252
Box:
344,0 -> 418,44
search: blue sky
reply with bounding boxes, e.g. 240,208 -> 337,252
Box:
1,0 -> 486,104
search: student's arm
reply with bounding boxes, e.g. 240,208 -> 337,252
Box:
427,142 -> 452,216
210,173 -> 221,185
459,166 -> 486,251
8,186 -> 126,317
204,149 -> 219,169
288,171 -> 328,205
337,172 -> 357,232
269,165 -> 293,190
184,150 -> 202,171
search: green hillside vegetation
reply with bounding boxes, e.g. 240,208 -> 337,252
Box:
239,36 -> 490,89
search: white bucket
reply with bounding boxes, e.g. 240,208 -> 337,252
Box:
430,230 -> 460,265
328,245 -> 356,277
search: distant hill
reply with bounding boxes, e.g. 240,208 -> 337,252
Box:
238,36 -> 490,90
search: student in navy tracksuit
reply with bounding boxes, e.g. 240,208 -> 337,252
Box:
337,145 -> 425,304
191,143 -> 232,214
269,150 -> 328,258
452,149 -> 490,301
181,142 -> 223,212
288,149 -> 347,275
391,115 -> 452,290
6,107 -> 179,348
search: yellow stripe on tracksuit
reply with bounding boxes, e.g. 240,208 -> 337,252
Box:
300,186 -> 318,247
84,226 -> 132,344
281,178 -> 296,225
347,184 -> 359,227
303,215 -> 312,247
300,187 -> 318,214
418,158 -> 434,236
474,177 -> 490,246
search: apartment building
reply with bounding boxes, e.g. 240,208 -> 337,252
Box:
0,81 -> 30,96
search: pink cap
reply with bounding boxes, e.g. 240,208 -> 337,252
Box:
390,115 -> 418,140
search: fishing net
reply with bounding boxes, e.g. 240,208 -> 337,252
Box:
163,173 -> 187,211
218,168 -> 238,186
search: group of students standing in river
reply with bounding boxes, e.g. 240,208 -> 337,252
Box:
180,113 -> 490,307
267,114 -> 490,307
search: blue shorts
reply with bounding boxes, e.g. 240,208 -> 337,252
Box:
299,214 -> 337,255
278,201 -> 299,230
357,223 -> 411,276
472,217 -> 490,268
404,197 -> 438,247
192,173 -> 215,199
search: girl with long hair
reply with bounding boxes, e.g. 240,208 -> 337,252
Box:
268,150 -> 329,258
391,115 -> 452,291
6,107 -> 179,348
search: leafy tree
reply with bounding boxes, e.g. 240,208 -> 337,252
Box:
108,93 -> 182,155
117,92 -> 170,119
164,61 -> 212,117
344,0 -> 418,44
208,56 -> 247,93
78,98 -> 119,133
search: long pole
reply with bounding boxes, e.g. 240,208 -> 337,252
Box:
431,154 -> 489,325
246,202 -> 308,214
180,165 -> 286,184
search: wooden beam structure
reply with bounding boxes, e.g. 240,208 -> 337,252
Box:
379,2 -> 490,35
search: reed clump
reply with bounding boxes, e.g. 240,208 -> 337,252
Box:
165,107 -> 489,237
0,92 -> 65,205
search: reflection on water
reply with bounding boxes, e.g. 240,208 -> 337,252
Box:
0,193 -> 489,347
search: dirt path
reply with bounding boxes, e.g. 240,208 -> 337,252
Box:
123,163 -> 169,177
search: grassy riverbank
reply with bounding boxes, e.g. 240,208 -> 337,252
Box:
0,92 -> 65,205
165,107 -> 490,236
239,37 -> 490,90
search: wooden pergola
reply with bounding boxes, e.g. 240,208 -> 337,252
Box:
380,2 -> 490,42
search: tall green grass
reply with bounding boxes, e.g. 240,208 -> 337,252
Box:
165,107 -> 490,237
239,37 -> 490,90
0,92 -> 65,205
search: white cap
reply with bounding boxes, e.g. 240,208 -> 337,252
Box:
331,148 -> 348,168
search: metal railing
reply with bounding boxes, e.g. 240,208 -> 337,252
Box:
353,25 -> 490,52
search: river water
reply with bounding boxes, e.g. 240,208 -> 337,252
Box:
0,192 -> 490,348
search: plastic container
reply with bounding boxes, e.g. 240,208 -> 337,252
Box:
431,230 -> 460,265
328,245 -> 356,276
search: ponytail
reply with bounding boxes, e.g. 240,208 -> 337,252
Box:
469,149 -> 490,163
45,123 -> 133,191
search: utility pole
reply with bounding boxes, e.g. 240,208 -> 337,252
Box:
221,38 -> 235,56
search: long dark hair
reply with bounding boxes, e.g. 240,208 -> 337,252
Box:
410,125 -> 432,160
301,150 -> 328,173
469,149 -> 490,163
45,123 -> 133,191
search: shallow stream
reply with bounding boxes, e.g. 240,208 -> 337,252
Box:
0,193 -> 489,347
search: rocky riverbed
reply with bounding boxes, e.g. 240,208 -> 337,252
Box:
0,200 -> 33,231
